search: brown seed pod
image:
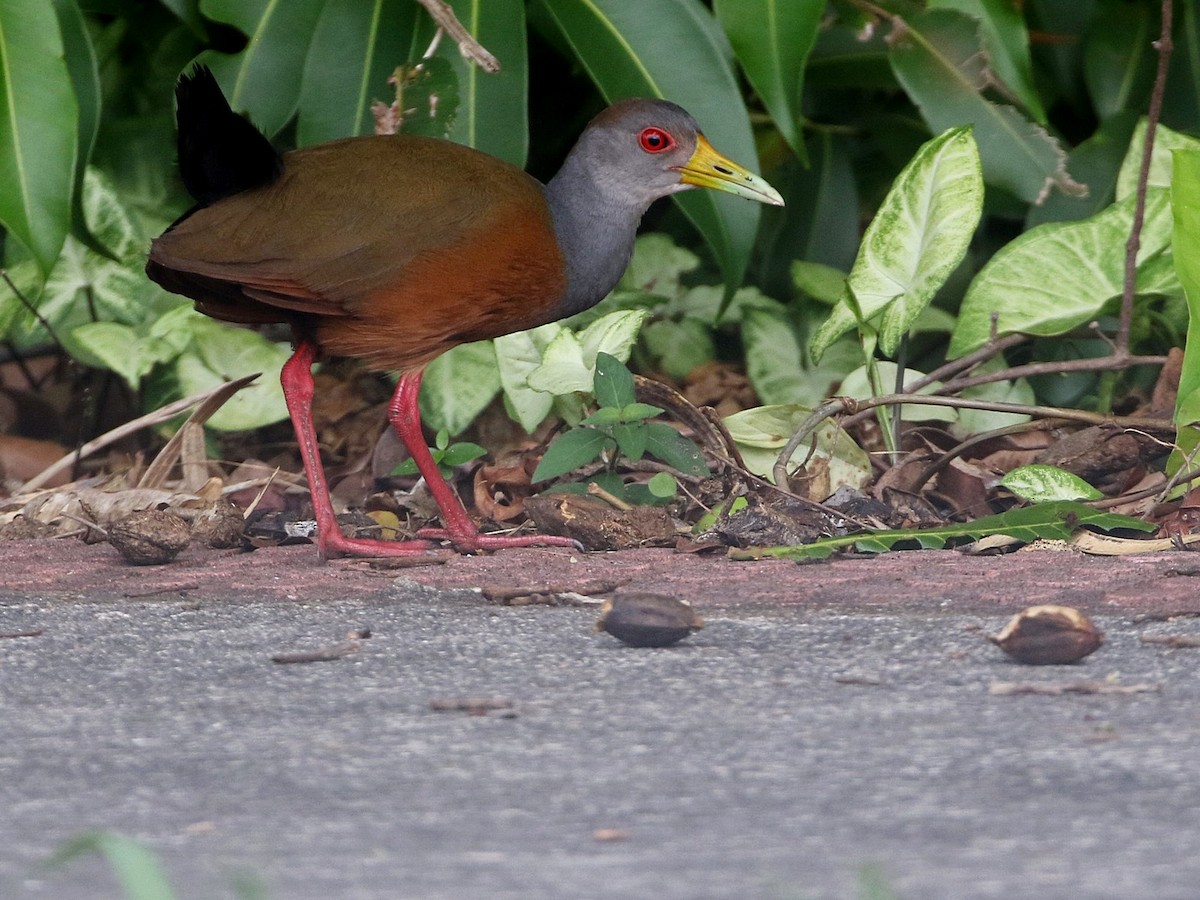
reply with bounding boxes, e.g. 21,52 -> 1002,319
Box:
990,605 -> 1104,665
109,509 -> 192,565
596,593 -> 704,648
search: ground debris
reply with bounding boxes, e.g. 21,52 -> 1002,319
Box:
989,680 -> 1161,696
1139,634 -> 1200,648
429,697 -> 516,717
271,629 -> 370,664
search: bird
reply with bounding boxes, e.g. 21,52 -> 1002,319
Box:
147,66 -> 783,560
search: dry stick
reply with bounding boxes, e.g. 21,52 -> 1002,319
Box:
771,392 -> 1172,489
1117,0 -> 1175,354
413,0 -> 500,72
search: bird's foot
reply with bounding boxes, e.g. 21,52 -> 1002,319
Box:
414,528 -> 584,553
317,534 -> 439,560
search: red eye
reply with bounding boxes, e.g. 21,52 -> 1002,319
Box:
638,127 -> 675,154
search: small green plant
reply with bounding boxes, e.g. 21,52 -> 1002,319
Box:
532,352 -> 709,505
393,428 -> 486,481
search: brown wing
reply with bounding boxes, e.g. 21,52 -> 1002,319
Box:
148,135 -> 568,372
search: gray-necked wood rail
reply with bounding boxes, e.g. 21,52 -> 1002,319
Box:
147,67 -> 783,559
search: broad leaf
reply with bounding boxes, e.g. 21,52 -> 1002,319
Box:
1083,0 -> 1154,121
197,0 -> 325,136
713,0 -> 821,160
533,427 -> 609,482
593,351 -> 635,409
0,0 -> 78,273
51,0 -> 103,253
889,8 -> 1083,204
298,0 -> 421,145
576,308 -> 648,366
1115,120 -> 1200,202
642,422 -> 709,476
1171,150 -> 1200,470
494,325 -> 559,432
611,422 -> 648,462
930,0 -> 1046,123
1001,465 -> 1103,503
419,341 -> 501,435
540,0 -> 765,292
840,363 -> 957,423
723,404 -> 871,488
434,0 -> 529,166
811,126 -> 983,358
175,319 -> 291,431
527,329 -> 592,395
45,832 -> 176,900
950,188 -> 1174,356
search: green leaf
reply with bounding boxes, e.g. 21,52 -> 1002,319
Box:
576,308 -> 649,367
581,406 -> 624,427
731,501 -> 1154,560
642,422 -> 709,476
494,325 -> 559,432
440,441 -> 487,466
540,0 -> 765,292
527,329 -> 592,395
533,427 -> 609,482
647,470 -> 678,499
889,8 -> 1083,204
1171,150 -> 1200,470
950,188 -> 1174,356
618,402 -> 664,422
713,0 -> 821,160
1116,120 -> 1200,202
45,832 -> 177,900
297,0 -> 421,145
811,127 -> 984,358
611,422 -> 648,461
197,0 -> 325,137
0,0 -> 78,273
723,404 -> 872,488
418,341 -> 501,435
641,318 -> 715,380
436,0 -> 529,166
930,0 -> 1047,123
1001,465 -> 1103,503
1083,0 -> 1154,121
618,233 -> 701,295
175,319 -> 291,431
593,351 -> 635,409
791,261 -> 847,305
51,0 -> 103,253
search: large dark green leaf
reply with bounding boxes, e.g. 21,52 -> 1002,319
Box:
433,0 -> 529,166
51,0 -> 103,254
0,0 -> 78,274
197,0 -> 325,136
713,0 -> 821,160
889,8 -> 1083,204
539,0 -> 765,292
1171,150 -> 1200,469
298,0 -> 421,145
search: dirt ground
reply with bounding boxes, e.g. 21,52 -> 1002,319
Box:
5,535 -> 1200,618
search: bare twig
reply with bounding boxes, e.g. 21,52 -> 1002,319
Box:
1117,0 -> 1174,353
413,0 -> 500,72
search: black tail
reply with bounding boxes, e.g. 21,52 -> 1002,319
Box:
175,65 -> 282,205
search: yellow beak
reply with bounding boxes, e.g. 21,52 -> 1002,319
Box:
676,134 -> 784,206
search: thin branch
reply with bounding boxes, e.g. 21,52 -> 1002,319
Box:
1116,0 -> 1174,353
414,0 -> 500,73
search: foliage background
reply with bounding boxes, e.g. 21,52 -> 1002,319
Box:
0,0 -> 1196,461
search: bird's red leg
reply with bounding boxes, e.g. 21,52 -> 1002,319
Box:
388,370 -> 578,552
281,341 -> 435,558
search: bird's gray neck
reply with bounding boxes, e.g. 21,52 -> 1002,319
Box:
543,154 -> 651,318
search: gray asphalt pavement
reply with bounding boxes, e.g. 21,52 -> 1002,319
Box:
2,581 -> 1199,899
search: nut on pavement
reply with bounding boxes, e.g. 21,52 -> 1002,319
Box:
990,604 -> 1103,665
597,594 -> 704,648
